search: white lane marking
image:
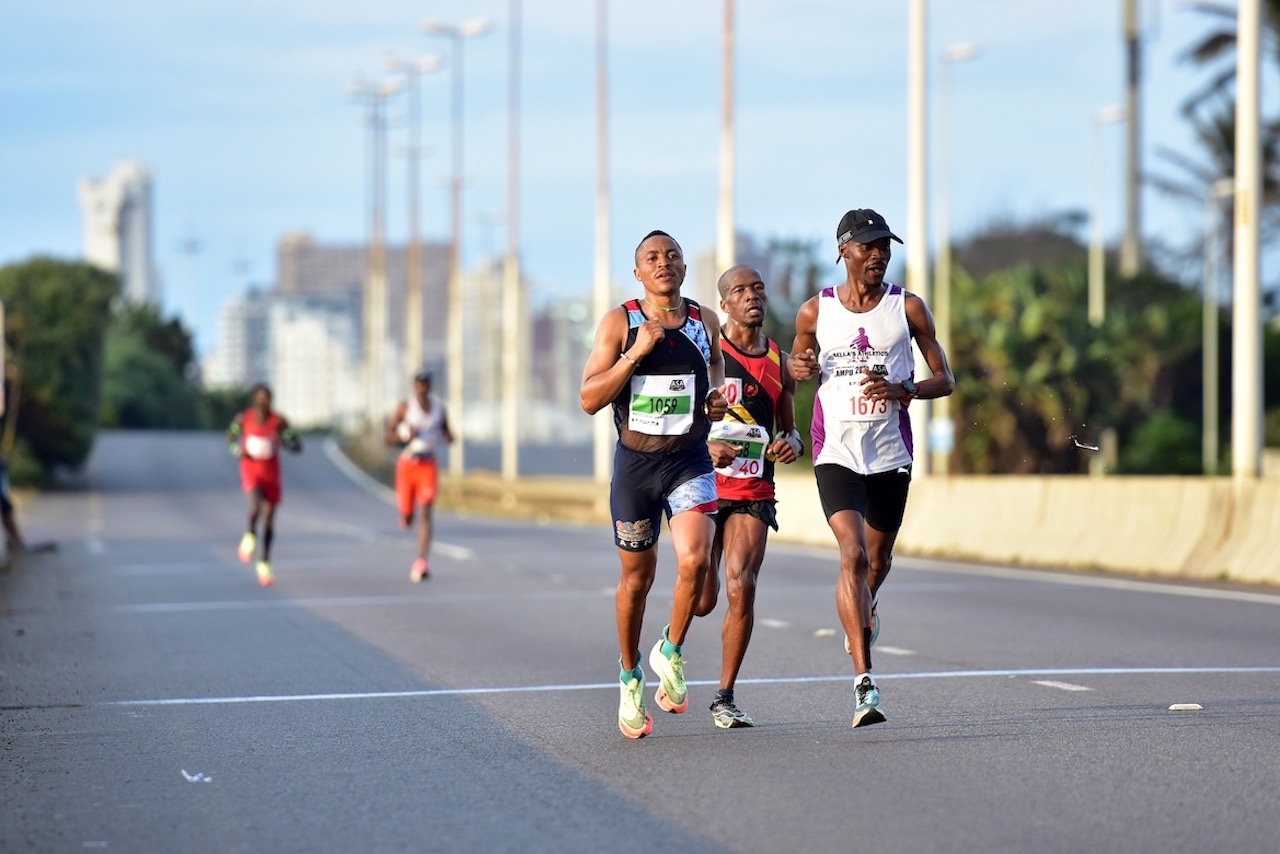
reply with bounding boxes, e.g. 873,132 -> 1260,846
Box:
1034,680 -> 1094,692
875,646 -> 916,656
758,618 -> 789,628
100,666 -> 1280,708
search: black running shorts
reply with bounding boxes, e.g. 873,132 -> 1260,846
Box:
814,463 -> 912,533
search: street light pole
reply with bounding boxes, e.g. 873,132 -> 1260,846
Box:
423,17 -> 492,477
385,55 -> 443,384
592,0 -> 613,486
906,0 -> 929,475
501,0 -> 522,481
1203,178 -> 1233,475
715,0 -> 735,286
931,41 -> 979,477
1089,105 -> 1125,327
1231,0 -> 1262,480
350,75 -> 403,429
1120,0 -> 1143,277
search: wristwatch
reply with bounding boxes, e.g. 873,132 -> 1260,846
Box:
901,379 -> 918,399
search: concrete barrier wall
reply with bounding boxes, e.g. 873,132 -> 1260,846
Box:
773,473 -> 1280,587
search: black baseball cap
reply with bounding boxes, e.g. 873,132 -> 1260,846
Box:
835,209 -> 903,262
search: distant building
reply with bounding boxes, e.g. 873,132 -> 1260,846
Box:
77,160 -> 157,305
276,232 -> 449,381
203,288 -> 271,389
268,293 -> 363,430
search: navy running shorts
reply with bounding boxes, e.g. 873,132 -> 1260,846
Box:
610,442 -> 718,551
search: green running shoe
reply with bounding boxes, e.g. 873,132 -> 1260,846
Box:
238,532 -> 256,564
618,672 -> 653,739
648,638 -> 689,713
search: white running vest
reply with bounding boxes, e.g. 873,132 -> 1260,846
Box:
400,395 -> 447,459
811,284 -> 915,474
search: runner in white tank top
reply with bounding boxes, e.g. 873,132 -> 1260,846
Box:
790,208 -> 955,731
399,394 -> 447,460
385,372 -> 455,583
811,282 -> 915,474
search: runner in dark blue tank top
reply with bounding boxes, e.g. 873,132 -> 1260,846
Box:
581,230 -> 729,738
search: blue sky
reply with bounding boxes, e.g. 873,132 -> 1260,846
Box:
1,1 -> 1272,356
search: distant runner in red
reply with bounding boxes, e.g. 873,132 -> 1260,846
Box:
227,383 -> 302,586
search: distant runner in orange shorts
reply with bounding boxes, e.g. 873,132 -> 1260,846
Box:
385,371 -> 454,582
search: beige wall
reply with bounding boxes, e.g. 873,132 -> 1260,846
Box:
773,473 -> 1280,587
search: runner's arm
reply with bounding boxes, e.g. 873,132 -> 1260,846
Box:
768,349 -> 803,463
788,297 -> 820,382
904,293 -> 955,400
384,402 -> 409,446
580,307 -> 634,415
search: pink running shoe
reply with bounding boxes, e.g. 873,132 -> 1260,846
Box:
410,558 -> 429,583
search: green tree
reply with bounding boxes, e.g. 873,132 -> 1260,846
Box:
947,222 -> 1206,474
99,305 -> 201,429
0,258 -> 119,477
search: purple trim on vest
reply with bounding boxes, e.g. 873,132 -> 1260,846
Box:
897,403 -> 914,459
821,286 -> 835,298
811,393 -> 826,459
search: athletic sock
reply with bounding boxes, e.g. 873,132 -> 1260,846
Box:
714,689 -> 734,703
660,625 -> 680,657
619,659 -> 642,684
856,672 -> 876,687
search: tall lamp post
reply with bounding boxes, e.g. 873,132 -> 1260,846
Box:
384,54 -> 444,383
1231,0 -> 1262,480
349,74 -> 404,428
715,0 -> 735,286
1088,105 -> 1125,327
592,0 -> 613,485
501,0 -> 523,481
1202,177 -> 1233,475
906,0 -> 929,475
423,16 -> 492,477
930,40 -> 979,476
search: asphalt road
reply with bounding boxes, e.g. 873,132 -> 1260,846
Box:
3,431 -> 1279,853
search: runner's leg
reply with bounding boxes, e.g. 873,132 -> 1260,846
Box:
718,511 -> 768,692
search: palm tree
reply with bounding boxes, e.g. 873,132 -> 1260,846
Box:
1151,2 -> 1280,236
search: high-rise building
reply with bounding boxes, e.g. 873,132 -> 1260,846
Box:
77,160 -> 157,305
203,289 -> 271,389
275,232 -> 449,380
268,293 -> 364,430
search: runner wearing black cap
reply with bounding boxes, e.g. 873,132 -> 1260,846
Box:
385,371 -> 454,582
789,208 -> 954,728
